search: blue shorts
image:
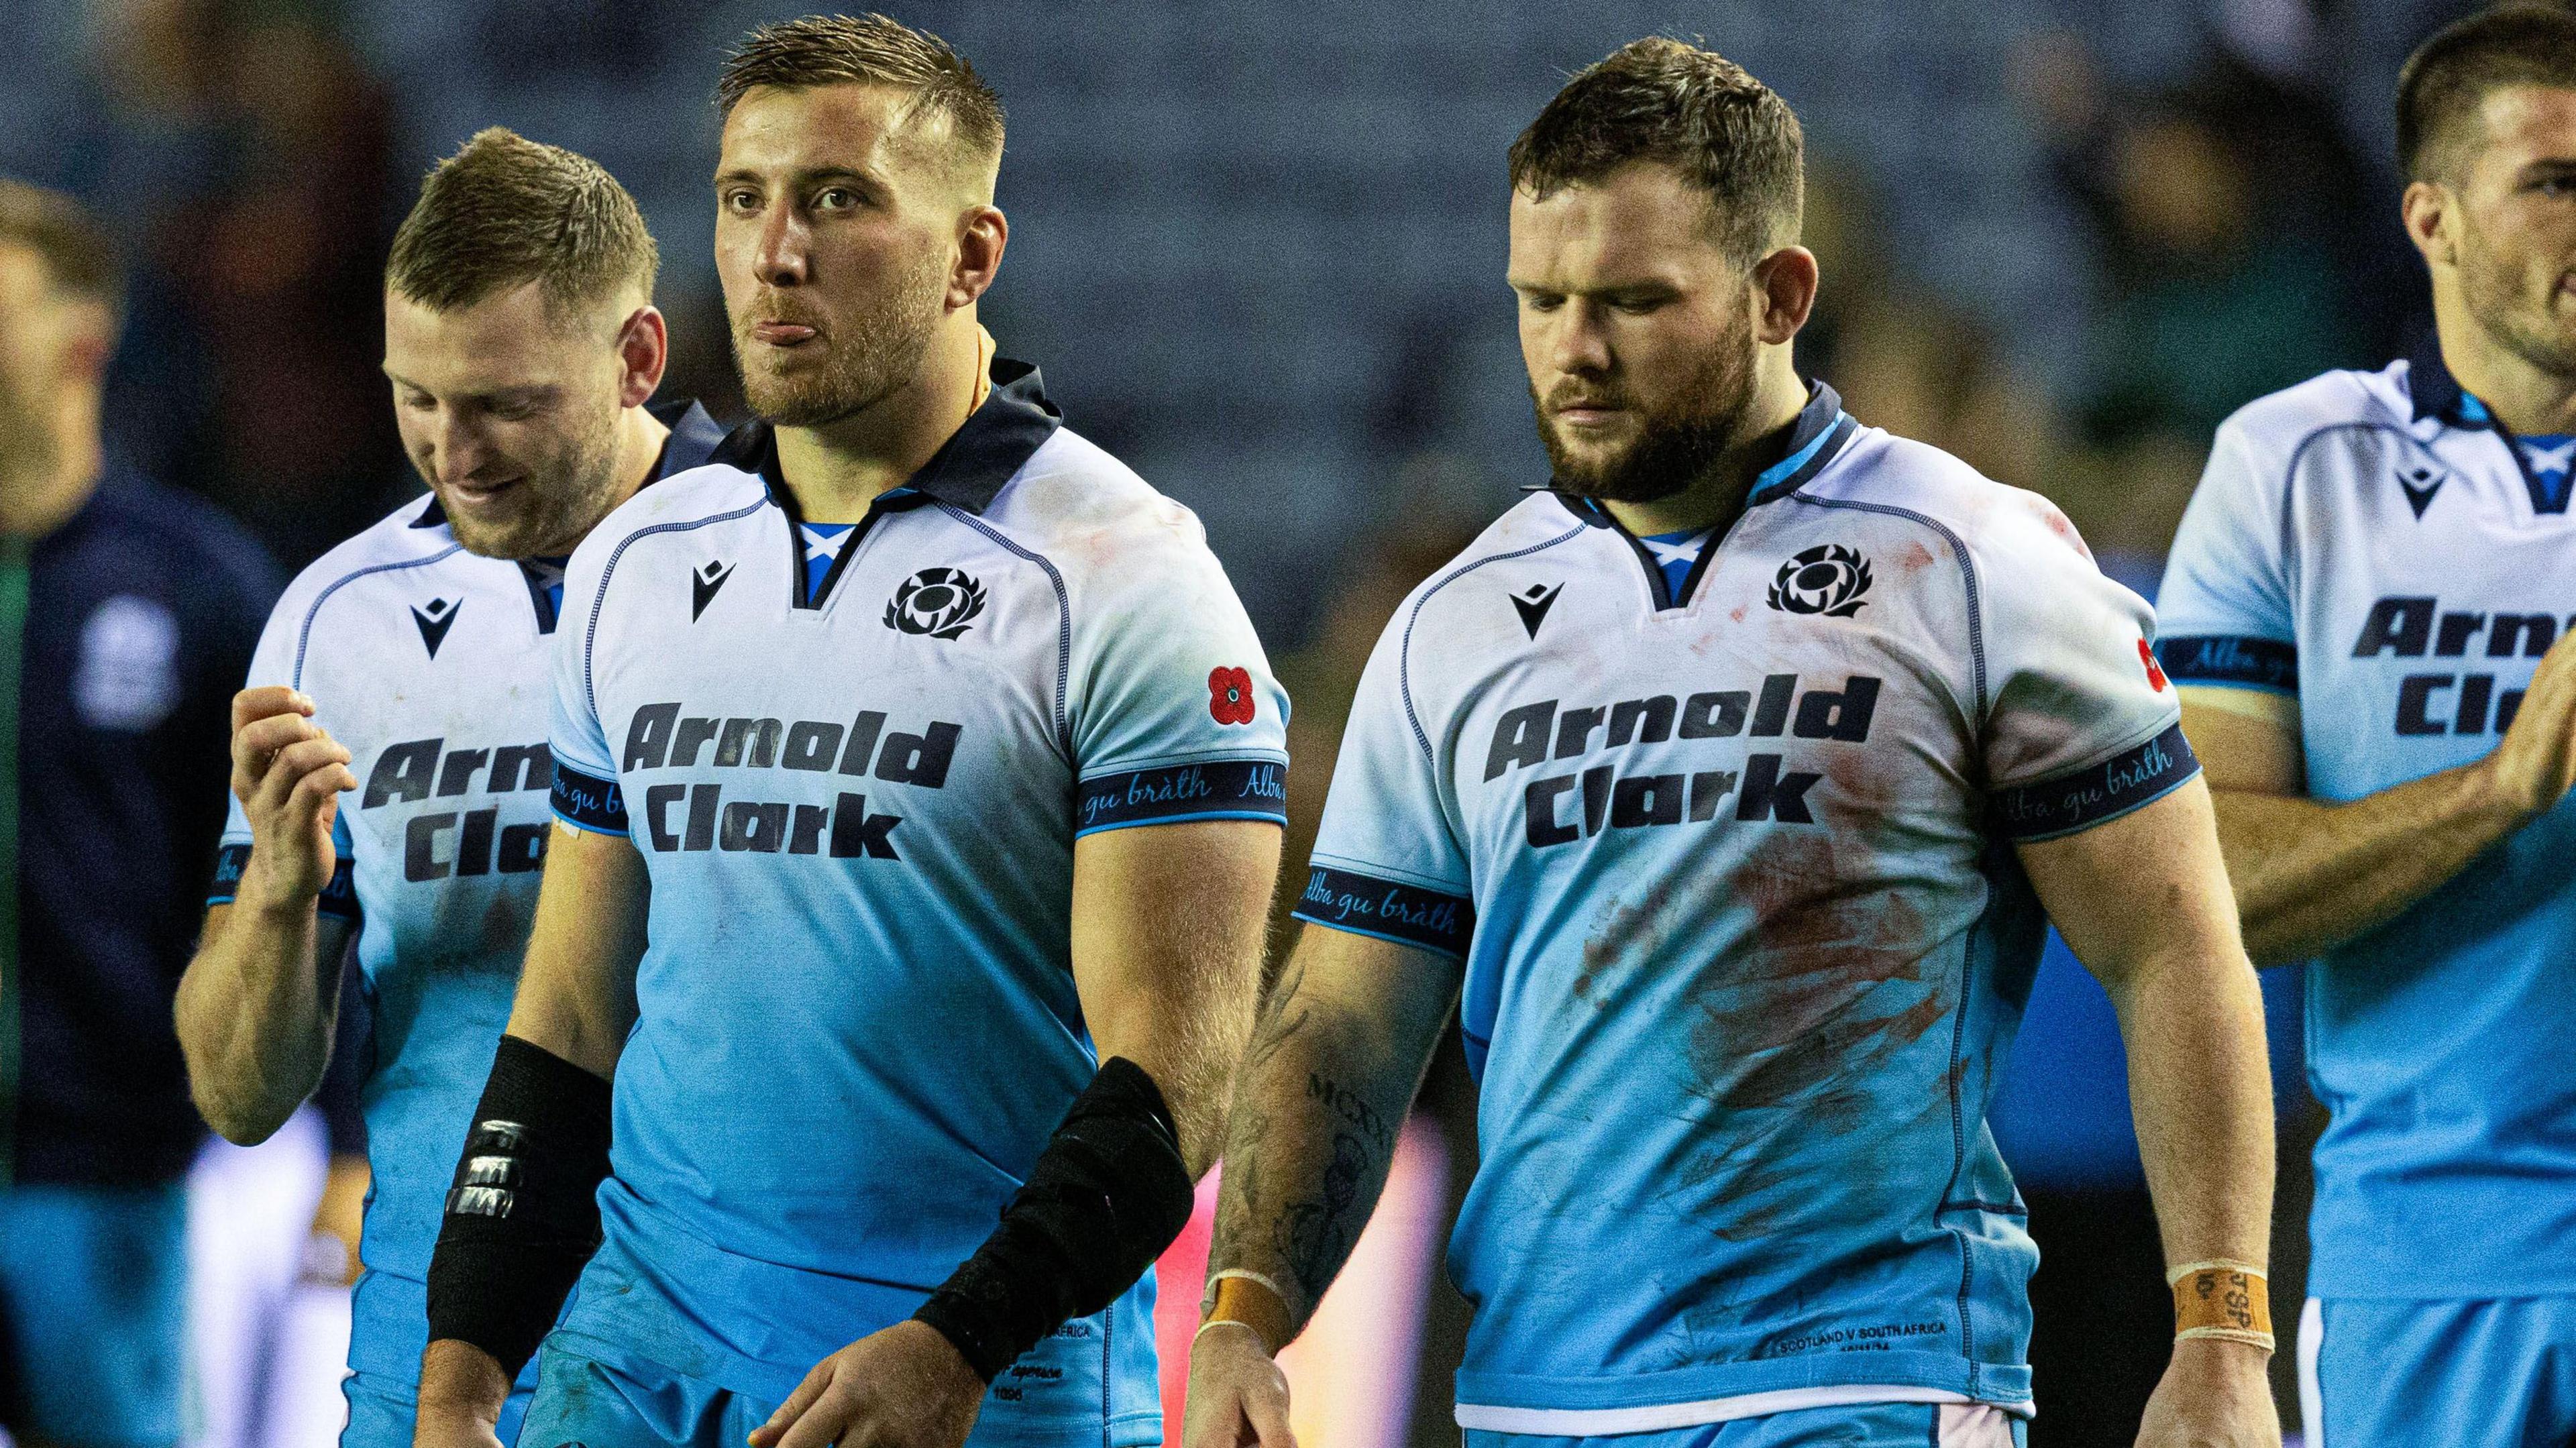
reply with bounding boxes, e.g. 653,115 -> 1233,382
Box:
2300,1296 -> 2576,1448
338,1368 -> 533,1448
1462,1402 -> 2024,1448
0,1180 -> 191,1448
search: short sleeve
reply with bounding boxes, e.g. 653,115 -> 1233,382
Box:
1975,494 -> 2199,844
547,543 -> 628,836
207,581 -> 358,919
1065,520 -> 1289,837
2152,415 -> 2299,696
1289,610 -> 1475,958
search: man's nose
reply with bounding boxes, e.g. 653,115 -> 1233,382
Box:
429,414 -> 492,482
754,205 -> 810,288
1550,301 -> 1615,376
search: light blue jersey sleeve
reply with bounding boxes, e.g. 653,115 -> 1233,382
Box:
207,575 -> 359,917
1295,607 -> 1474,958
2153,412 -> 2301,696
1972,492 -> 2196,842
547,542 -> 628,836
1064,521 -> 1289,836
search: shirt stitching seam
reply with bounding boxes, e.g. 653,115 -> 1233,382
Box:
1398,523 -> 1589,766
583,498 -> 768,720
291,545 -> 466,689
936,504 -> 1074,757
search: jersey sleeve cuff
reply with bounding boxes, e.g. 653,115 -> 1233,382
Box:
2154,634 -> 2298,694
1073,757 -> 1287,837
206,843 -> 360,920
1290,864 -> 1474,958
549,761 -> 630,836
1990,720 -> 2199,843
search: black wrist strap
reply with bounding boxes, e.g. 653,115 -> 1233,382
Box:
914,1057 -> 1195,1382
424,1034 -> 612,1379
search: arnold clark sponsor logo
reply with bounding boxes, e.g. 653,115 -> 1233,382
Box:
361,738 -> 555,882
616,701 -> 965,861
1076,759 -> 1285,832
1482,673 -> 1881,848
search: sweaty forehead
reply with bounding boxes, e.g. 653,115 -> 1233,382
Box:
1507,165 -> 1729,287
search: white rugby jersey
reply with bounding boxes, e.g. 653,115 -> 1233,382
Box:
543,362 -> 1287,1440
2158,343 -> 2576,1300
208,401 -> 727,1388
1295,384 -> 2191,1429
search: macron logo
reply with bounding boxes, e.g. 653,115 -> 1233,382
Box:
411,598 -> 460,659
692,560 -> 735,622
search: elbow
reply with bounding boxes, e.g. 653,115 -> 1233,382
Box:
191,1079 -> 293,1147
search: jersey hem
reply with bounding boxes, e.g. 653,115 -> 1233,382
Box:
1073,808 -> 1286,839
1452,1352 -> 2031,1421
1454,1384 -> 2031,1435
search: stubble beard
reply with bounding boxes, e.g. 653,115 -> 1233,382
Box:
1536,317 -> 1758,505
439,398 -> 625,560
2460,209 -> 2576,380
735,249 -> 952,430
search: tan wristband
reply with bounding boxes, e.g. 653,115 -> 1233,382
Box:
2168,1260 -> 2273,1349
1202,1274 -> 1295,1355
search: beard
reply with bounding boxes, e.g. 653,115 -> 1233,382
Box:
434,397 -> 624,560
2459,209 -> 2576,379
734,248 -> 952,429
0,362 -> 58,485
1534,315 -> 1758,504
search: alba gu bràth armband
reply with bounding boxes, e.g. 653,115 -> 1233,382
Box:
2168,1259 -> 2273,1349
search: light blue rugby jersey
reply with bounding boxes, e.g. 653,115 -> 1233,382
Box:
208,402 -> 727,1388
1295,385 -> 2193,1433
2157,341 -> 2576,1300
544,362 -> 1287,1441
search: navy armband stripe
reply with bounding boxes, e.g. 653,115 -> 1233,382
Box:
2155,634 -> 2298,693
549,761 -> 629,835
1074,759 -> 1287,837
207,844 -> 359,920
1992,721 -> 2200,843
1290,865 -> 1474,958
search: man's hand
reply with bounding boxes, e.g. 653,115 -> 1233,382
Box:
308,1154 -> 369,1287
412,1340 -> 511,1448
2135,1339 -> 2279,1448
229,685 -> 356,909
748,1321 -> 985,1448
1180,1323 -> 1297,1448
2475,621 -> 2576,820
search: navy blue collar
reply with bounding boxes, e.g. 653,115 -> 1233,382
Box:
712,356 -> 1062,519
2408,332 -> 2475,427
413,397 -> 726,531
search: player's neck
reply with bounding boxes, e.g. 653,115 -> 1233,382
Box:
1599,350 -> 1808,539
2436,289 -> 2576,436
774,315 -> 985,524
0,389 -> 103,539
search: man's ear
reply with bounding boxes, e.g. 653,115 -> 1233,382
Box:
1751,245 -> 1820,345
2402,180 -> 2458,271
616,304 -> 668,408
951,205 -> 1007,311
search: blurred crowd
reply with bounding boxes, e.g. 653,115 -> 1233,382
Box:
0,0 -> 2488,1444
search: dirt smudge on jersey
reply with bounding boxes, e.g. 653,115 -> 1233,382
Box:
1576,879 -> 1678,1004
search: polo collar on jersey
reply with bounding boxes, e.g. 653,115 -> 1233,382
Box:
713,356 -> 1063,519
411,397 -> 727,531
2404,333 -> 2576,514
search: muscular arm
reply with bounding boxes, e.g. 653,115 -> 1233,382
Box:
2019,775 -> 2277,1441
176,685 -> 359,1144
2189,624 -> 2576,964
1203,924 -> 1462,1343
1069,818 -> 1282,1176
415,822 -> 647,1439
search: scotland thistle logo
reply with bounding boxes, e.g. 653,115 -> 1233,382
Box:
883,567 -> 987,639
1766,545 -> 1872,617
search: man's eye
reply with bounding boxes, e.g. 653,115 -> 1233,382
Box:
1613,298 -> 1665,315
1523,294 -> 1565,313
722,189 -> 760,213
2542,177 -> 2576,199
400,393 -> 435,412
815,187 -> 857,211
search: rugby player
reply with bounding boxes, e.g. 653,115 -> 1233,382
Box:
2156,9 -> 2576,1443
1185,40 -> 2279,1448
174,128 -> 723,1446
412,17 -> 1285,1448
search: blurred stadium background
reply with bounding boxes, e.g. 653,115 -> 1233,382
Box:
0,0 -> 2480,1443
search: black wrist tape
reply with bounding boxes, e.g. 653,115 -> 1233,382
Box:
424,1034 -> 612,1379
914,1056 -> 1195,1382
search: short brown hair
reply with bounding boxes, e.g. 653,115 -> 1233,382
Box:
386,127 -> 658,324
1508,37 -> 1804,267
2398,4 -> 2576,182
717,13 -> 1004,165
0,178 -> 121,311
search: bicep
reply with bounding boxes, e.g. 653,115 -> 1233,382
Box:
1068,818 -> 1281,1065
2181,693 -> 2303,796
2014,775 -> 2245,993
503,824 -> 649,1076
